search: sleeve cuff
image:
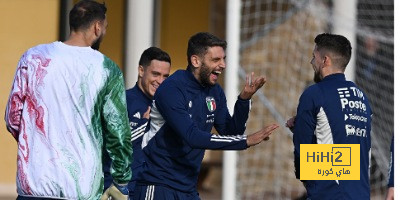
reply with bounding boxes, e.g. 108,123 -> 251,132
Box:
237,95 -> 251,101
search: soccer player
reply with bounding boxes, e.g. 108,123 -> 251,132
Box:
5,1 -> 132,199
103,47 -> 171,198
386,137 -> 394,200
132,32 -> 279,200
287,33 -> 372,199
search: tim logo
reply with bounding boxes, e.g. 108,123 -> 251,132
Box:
338,88 -> 351,98
206,97 -> 216,112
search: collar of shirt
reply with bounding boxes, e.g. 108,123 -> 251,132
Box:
321,73 -> 346,82
132,83 -> 153,105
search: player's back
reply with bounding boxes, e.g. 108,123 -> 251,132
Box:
302,73 -> 372,199
6,41 -> 123,199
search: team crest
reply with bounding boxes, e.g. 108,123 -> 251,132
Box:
206,97 -> 216,112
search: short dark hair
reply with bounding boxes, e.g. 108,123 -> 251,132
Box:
69,0 -> 107,32
139,47 -> 171,68
187,32 -> 227,67
314,33 -> 352,70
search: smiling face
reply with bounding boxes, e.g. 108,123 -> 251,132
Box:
138,59 -> 171,98
195,46 -> 226,86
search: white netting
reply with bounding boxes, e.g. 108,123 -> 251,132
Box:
236,0 -> 393,199
355,1 -> 394,198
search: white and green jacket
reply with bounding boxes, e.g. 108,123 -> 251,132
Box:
5,41 -> 132,199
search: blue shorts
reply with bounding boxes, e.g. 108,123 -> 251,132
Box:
132,183 -> 200,200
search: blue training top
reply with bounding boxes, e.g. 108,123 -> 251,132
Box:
104,84 -> 152,192
137,69 -> 251,193
293,73 -> 372,199
388,137 -> 394,187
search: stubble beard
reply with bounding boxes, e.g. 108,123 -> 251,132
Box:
91,34 -> 103,50
199,63 -> 215,87
313,70 -> 322,83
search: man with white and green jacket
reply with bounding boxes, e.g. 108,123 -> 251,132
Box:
5,1 -> 131,199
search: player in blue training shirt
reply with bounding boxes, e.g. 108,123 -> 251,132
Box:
286,33 -> 372,199
386,136 -> 394,200
103,47 -> 171,198
133,32 -> 279,200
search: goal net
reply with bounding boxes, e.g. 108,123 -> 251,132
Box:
235,0 -> 394,199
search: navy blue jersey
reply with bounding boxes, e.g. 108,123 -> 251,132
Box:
293,73 -> 372,199
388,137 -> 394,187
137,69 -> 250,193
104,84 -> 152,192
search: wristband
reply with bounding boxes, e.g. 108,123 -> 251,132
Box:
113,182 -> 129,195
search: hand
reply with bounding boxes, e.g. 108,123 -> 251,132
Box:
247,124 -> 279,147
143,106 -> 151,119
285,116 -> 296,133
101,183 -> 129,200
239,72 -> 267,100
385,187 -> 394,200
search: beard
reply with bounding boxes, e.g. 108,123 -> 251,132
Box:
313,71 -> 322,83
199,63 -> 215,87
91,34 -> 104,50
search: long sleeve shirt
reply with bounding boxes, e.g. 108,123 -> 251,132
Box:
137,69 -> 251,193
104,84 -> 152,191
5,42 -> 132,199
293,73 -> 372,199
388,137 -> 394,187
